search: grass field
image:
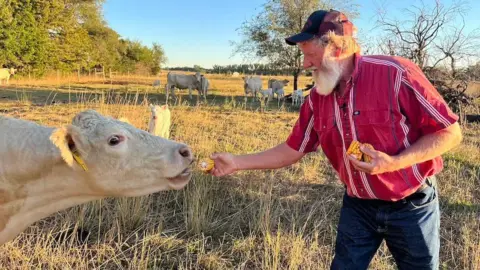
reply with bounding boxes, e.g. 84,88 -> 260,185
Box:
0,72 -> 479,269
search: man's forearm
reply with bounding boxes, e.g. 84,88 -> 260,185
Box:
235,143 -> 306,170
394,123 -> 463,170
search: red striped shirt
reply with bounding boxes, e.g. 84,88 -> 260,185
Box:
286,54 -> 459,201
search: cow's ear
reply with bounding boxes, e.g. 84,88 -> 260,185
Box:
50,125 -> 84,168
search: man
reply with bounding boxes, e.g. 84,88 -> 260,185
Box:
209,9 -> 462,270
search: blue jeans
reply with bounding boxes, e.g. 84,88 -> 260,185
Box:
331,178 -> 440,270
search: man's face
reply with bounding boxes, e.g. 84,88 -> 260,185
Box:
299,39 -> 343,96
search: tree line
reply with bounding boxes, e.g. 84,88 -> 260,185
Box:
0,0 -> 166,76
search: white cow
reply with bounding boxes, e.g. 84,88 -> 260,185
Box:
292,89 -> 305,107
0,68 -> 15,85
243,76 -> 262,101
268,79 -> 289,99
148,104 -> 171,139
276,88 -> 285,106
0,110 -> 193,245
258,88 -> 273,103
166,72 -> 202,100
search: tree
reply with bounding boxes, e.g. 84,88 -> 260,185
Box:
231,0 -> 358,90
375,0 -> 479,74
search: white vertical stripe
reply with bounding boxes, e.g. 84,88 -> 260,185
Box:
334,94 -> 359,198
347,88 -> 377,199
299,116 -> 315,152
395,72 -> 425,184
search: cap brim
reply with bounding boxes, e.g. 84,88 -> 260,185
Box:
285,32 -> 315,45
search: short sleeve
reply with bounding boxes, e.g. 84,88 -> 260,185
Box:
286,95 -> 319,153
399,62 -> 459,135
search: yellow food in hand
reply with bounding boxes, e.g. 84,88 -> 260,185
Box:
347,141 -> 374,163
199,158 -> 215,173
346,140 -> 363,160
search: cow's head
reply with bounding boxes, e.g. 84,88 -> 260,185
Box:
50,110 -> 193,196
9,68 -> 15,75
194,72 -> 202,85
149,104 -> 169,120
281,79 -> 289,85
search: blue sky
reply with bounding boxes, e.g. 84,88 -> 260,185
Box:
103,0 -> 480,68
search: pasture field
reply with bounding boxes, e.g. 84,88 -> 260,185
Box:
0,73 -> 479,269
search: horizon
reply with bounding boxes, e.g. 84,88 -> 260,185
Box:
103,0 -> 480,69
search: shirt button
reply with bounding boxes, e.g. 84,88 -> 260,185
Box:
353,171 -> 357,174
360,188 -> 364,193
346,133 -> 350,136
323,125 -> 326,128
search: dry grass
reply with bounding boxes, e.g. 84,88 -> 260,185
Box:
0,74 -> 479,269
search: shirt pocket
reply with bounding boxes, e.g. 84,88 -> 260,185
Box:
353,109 -> 392,152
314,115 -> 343,147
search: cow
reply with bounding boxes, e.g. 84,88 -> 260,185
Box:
196,75 -> 210,100
243,76 -> 262,101
258,88 -> 273,103
0,68 -> 15,85
165,72 -> 202,100
152,79 -> 161,88
292,89 -> 305,107
0,110 -> 194,245
268,79 -> 289,99
148,104 -> 171,139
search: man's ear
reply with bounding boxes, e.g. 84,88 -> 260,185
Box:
50,125 -> 84,167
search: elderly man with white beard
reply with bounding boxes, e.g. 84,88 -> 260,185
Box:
208,9 -> 462,270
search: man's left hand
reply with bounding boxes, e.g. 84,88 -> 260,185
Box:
347,145 -> 399,175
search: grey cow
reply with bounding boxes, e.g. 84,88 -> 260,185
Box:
166,72 -> 202,100
268,78 -> 289,99
243,76 -> 262,102
197,75 -> 210,99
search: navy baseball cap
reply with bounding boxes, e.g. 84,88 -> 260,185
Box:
285,9 -> 354,45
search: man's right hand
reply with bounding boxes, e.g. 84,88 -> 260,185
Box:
209,153 -> 238,177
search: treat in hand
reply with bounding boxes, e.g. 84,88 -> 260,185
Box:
346,140 -> 374,163
199,158 -> 215,173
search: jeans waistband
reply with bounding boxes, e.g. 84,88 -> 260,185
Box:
347,175 -> 437,207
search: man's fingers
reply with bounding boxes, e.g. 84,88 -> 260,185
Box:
360,145 -> 377,156
348,155 -> 374,172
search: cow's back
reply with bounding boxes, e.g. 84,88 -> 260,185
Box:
167,73 -> 195,89
246,76 -> 262,90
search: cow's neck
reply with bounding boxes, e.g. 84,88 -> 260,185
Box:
0,165 -> 104,245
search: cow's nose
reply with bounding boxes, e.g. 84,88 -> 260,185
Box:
178,146 -> 193,161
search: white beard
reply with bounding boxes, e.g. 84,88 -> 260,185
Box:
312,56 -> 343,96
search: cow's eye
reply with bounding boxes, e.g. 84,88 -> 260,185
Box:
108,135 -> 123,146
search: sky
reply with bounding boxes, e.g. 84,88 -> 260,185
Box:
103,0 -> 480,69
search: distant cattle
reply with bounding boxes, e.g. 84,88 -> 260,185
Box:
197,75 -> 210,99
292,89 -> 305,107
166,72 -> 202,100
243,76 -> 262,101
152,79 -> 161,88
268,79 -> 289,99
0,68 -> 15,85
258,88 -> 273,103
